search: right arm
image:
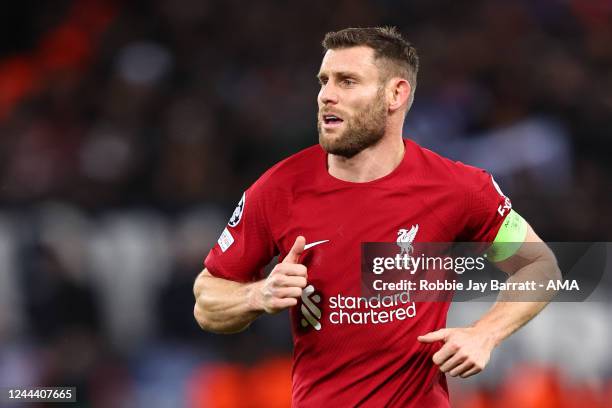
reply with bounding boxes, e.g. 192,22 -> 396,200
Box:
193,236 -> 307,334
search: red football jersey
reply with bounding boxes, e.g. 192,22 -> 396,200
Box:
205,138 -> 510,407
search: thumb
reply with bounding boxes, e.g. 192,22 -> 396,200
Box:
418,328 -> 449,343
282,236 -> 306,264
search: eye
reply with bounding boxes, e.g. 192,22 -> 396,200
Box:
341,78 -> 356,86
318,77 -> 328,86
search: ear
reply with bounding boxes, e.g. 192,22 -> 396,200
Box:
387,78 -> 411,113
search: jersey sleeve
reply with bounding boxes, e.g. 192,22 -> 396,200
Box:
456,165 -> 512,243
204,177 -> 279,282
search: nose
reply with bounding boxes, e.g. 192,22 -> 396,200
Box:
318,83 -> 338,106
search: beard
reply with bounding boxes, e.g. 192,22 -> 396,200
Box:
318,88 -> 388,159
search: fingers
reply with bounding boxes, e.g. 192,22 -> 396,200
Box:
449,360 -> 473,377
261,283 -> 302,314
265,270 -> 307,302
441,357 -> 482,378
269,297 -> 298,311
418,328 -> 448,344
460,365 -> 482,378
273,287 -> 304,299
439,352 -> 466,373
277,263 -> 308,277
420,327 -> 489,378
277,275 -> 308,288
282,236 -> 306,264
432,342 -> 458,366
262,246 -> 308,314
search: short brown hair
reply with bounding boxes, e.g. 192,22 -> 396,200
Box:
322,26 -> 419,109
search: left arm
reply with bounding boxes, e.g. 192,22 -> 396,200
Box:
418,223 -> 561,378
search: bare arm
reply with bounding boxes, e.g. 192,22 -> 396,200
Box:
419,223 -> 561,377
193,236 -> 308,334
193,268 -> 264,334
470,225 -> 560,346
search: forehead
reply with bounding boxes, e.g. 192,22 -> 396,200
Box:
318,46 -> 380,78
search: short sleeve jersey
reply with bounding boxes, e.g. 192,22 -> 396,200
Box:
205,138 -> 511,407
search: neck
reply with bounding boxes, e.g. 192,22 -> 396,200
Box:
327,133 -> 405,183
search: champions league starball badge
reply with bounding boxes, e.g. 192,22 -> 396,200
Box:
228,192 -> 245,227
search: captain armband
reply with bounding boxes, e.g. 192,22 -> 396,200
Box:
486,209 -> 528,262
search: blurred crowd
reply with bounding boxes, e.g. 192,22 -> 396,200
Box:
0,0 -> 611,406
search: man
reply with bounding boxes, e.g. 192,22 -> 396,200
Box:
193,27 -> 560,407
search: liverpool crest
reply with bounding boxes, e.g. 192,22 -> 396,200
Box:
397,225 -> 419,255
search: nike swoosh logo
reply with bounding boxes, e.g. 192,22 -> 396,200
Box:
304,240 -> 330,250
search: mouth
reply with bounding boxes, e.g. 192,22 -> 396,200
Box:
321,113 -> 344,129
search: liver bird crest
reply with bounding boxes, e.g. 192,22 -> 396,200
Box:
397,225 -> 419,255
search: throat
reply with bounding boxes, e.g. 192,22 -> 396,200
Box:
327,141 -> 405,183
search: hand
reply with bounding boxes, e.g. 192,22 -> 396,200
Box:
417,327 -> 496,378
256,236 -> 308,314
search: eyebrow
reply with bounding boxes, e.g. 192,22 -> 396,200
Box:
316,71 -> 362,81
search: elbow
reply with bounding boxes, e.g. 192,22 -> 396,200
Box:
550,262 -> 562,282
542,247 -> 562,281
193,280 -> 216,333
192,271 -> 252,334
193,296 -> 220,333
193,275 -> 215,332
193,302 -> 212,332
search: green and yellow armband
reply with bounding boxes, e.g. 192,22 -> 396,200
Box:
486,209 -> 528,262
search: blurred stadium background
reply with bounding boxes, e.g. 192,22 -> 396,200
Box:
0,0 -> 611,407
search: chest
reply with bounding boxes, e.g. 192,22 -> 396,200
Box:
275,186 -> 460,294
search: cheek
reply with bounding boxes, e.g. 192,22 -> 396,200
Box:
352,89 -> 380,108
346,99 -> 369,115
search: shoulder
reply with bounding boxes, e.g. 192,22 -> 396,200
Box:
252,144 -> 323,192
406,139 -> 509,242
227,145 -> 323,240
407,139 -> 492,191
